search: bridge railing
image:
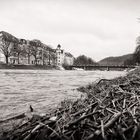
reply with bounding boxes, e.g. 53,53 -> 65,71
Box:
64,65 -> 136,70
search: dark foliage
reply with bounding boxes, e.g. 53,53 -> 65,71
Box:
74,55 -> 97,65
125,44 -> 140,66
133,45 -> 140,64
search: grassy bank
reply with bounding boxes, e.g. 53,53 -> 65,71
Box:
1,68 -> 140,140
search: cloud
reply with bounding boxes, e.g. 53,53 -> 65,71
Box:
0,0 -> 140,61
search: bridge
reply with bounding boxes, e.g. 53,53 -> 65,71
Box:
64,65 -> 136,71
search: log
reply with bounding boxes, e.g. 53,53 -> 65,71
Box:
67,111 -> 100,127
94,112 -> 122,136
0,113 -> 26,123
96,79 -> 111,85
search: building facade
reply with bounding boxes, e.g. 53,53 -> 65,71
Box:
55,44 -> 65,66
0,41 -> 74,66
55,44 -> 74,66
0,53 -> 5,63
64,52 -> 74,66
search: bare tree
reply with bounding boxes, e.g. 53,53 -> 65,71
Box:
23,40 -> 32,64
49,50 -> 57,65
29,39 -> 42,65
0,31 -> 19,64
16,39 -> 27,64
41,44 -> 49,65
42,44 -> 56,65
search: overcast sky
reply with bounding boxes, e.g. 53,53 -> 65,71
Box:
0,0 -> 140,61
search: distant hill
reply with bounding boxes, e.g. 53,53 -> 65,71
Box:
98,54 -> 133,66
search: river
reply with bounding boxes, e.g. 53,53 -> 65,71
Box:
0,69 -> 126,119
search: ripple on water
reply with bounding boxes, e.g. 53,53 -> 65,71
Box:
0,70 -> 126,119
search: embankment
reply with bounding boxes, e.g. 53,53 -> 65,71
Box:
0,64 -> 57,70
1,68 -> 140,140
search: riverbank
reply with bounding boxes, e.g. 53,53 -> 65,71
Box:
0,70 -> 125,121
0,64 -> 58,70
1,68 -> 140,140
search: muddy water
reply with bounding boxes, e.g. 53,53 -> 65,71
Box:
0,69 -> 126,119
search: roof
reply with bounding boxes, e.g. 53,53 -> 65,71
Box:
65,52 -> 74,58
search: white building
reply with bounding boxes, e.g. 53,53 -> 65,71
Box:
64,52 -> 74,66
55,44 -> 74,66
0,52 -> 5,63
55,44 -> 65,66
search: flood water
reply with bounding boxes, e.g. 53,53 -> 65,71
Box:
0,69 -> 126,119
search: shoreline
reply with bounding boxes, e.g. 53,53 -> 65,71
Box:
0,64 -> 133,71
0,64 -> 58,70
0,70 -> 126,122
1,68 -> 140,140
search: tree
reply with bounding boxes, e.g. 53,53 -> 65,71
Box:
42,44 -> 56,65
130,36 -> 140,65
136,36 -> 140,46
13,39 -> 27,64
47,46 -> 56,65
74,55 -> 87,65
49,50 -> 57,65
133,45 -> 140,64
24,40 -> 32,64
74,55 -> 97,65
29,39 -> 42,65
41,44 -> 50,65
0,31 -> 19,64
87,57 -> 95,65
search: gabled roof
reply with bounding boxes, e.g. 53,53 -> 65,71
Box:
65,52 -> 74,58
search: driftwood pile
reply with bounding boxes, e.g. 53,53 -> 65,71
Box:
1,68 -> 140,140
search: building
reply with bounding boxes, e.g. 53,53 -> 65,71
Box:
0,44 -> 74,66
0,52 -> 5,63
0,31 -> 74,66
55,44 -> 74,66
55,44 -> 65,66
0,43 -> 74,66
64,52 -> 74,66
7,40 -> 56,65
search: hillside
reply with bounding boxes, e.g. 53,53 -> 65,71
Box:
98,54 -> 133,66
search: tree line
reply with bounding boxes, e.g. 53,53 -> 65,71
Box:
0,31 -> 97,66
74,55 -> 97,65
0,31 -> 56,65
1,31 -> 140,66
74,36 -> 140,66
